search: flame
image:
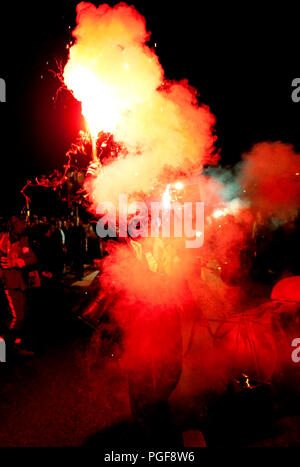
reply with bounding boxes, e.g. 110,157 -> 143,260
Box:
175,181 -> 184,190
63,2 -> 216,207
242,373 -> 254,389
63,2 -> 163,140
64,66 -> 120,136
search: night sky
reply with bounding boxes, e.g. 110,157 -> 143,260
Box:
1,1 -> 300,214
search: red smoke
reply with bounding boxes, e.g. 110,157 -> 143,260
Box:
63,2 -> 217,209
60,3 -> 300,425
239,142 -> 300,220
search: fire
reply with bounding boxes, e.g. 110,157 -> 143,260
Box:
63,2 -> 216,207
63,2 -> 164,142
242,373 -> 254,389
175,182 -> 184,191
64,66 -> 120,136
56,3 -> 300,405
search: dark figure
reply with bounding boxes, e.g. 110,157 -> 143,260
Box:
0,216 -> 37,350
68,217 -> 86,279
36,224 -> 62,282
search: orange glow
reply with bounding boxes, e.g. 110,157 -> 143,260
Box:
175,181 -> 184,190
242,373 -> 254,389
63,2 -> 164,141
63,2 -> 216,207
64,67 -> 120,136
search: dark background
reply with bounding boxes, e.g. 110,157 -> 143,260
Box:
0,1 -> 300,214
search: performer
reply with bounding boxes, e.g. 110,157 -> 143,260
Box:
0,215 -> 37,351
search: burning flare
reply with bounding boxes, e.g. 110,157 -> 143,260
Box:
63,2 -> 217,208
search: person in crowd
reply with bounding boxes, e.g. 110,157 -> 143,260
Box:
0,215 -> 37,353
68,217 -> 87,279
85,222 -> 101,263
53,219 -> 66,280
35,223 -> 62,283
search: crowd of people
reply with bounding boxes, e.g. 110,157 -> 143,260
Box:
0,214 -> 103,356
1,214 -> 102,280
28,214 -> 102,281
0,208 -> 299,358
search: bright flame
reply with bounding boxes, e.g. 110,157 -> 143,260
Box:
64,66 -> 120,136
63,2 -> 216,207
63,2 -> 164,140
242,373 -> 254,389
175,181 -> 184,190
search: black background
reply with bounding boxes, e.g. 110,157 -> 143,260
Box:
1,1 -> 300,214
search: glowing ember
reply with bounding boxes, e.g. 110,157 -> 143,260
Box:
242,373 -> 255,389
175,181 -> 184,190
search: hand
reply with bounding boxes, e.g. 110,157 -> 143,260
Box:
86,161 -> 101,177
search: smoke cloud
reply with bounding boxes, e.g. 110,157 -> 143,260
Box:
239,142 -> 300,221
63,2 -> 217,208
